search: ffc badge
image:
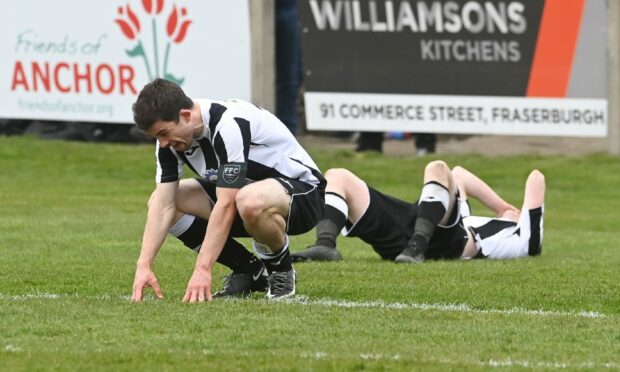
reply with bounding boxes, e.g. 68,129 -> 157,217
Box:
217,162 -> 247,188
223,164 -> 240,183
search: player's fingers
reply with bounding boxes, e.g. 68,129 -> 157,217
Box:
131,285 -> 143,302
198,289 -> 205,302
206,287 -> 212,302
188,290 -> 198,303
182,289 -> 191,303
151,281 -> 164,299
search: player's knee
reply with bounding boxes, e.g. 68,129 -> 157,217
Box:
451,165 -> 465,177
527,169 -> 545,188
523,169 -> 545,209
424,160 -> 450,178
324,168 -> 351,183
529,169 -> 545,182
235,189 -> 267,223
426,160 -> 448,172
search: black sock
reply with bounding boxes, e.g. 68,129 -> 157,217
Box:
218,237 -> 263,274
253,237 -> 294,274
174,216 -> 261,274
414,183 -> 450,254
315,204 -> 347,248
175,216 -> 207,251
261,248 -> 293,273
413,181 -> 449,245
414,202 -> 446,243
315,205 -> 347,248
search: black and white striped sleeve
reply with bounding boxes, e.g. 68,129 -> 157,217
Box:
155,143 -> 184,183
212,118 -> 251,164
213,118 -> 251,188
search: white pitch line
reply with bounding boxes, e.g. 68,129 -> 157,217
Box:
0,292 -> 121,301
282,295 -> 607,319
1,292 -> 67,300
480,358 -> 619,369
297,351 -> 619,370
0,292 -> 608,319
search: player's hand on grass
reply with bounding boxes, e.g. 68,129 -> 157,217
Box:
182,267 -> 212,303
132,266 -> 164,302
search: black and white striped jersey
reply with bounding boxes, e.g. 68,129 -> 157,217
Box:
155,99 -> 324,188
462,206 -> 544,259
458,199 -> 543,259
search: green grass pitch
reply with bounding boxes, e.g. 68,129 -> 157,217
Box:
1,136 -> 619,370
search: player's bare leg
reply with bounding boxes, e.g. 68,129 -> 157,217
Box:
523,170 -> 545,210
235,179 -> 290,249
235,179 -> 295,299
521,169 -> 545,256
174,179 -> 215,219
172,179 -> 267,297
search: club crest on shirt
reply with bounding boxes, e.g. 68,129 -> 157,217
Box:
222,164 -> 241,184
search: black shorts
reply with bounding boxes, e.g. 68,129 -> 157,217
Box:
345,185 -> 467,261
273,177 -> 325,235
344,186 -> 417,260
196,177 -> 325,237
424,197 -> 469,260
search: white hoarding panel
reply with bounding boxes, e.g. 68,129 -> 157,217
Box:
306,93 -> 606,137
0,0 -> 250,123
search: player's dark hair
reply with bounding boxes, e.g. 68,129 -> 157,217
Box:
132,78 -> 194,131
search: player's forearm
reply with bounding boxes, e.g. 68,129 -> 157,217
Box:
455,167 -> 508,215
137,202 -> 176,269
194,201 -> 236,271
468,183 -> 507,215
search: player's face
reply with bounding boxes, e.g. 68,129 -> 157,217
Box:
148,116 -> 193,152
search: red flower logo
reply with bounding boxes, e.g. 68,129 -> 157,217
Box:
166,5 -> 192,44
114,0 -> 191,84
115,5 -> 141,40
142,0 -> 164,15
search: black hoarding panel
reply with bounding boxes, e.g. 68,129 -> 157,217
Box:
301,0 -> 544,96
